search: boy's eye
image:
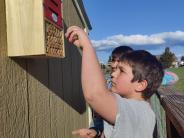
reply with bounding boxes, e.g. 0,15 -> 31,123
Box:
120,69 -> 124,73
112,59 -> 115,62
111,58 -> 120,62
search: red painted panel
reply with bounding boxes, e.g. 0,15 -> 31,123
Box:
44,0 -> 62,28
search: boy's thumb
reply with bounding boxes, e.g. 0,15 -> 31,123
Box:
72,130 -> 78,135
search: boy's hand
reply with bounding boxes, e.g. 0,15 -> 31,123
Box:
72,128 -> 97,138
65,26 -> 92,49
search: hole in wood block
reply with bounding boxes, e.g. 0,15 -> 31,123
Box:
45,21 -> 65,57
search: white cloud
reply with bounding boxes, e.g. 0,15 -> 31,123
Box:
91,40 -> 118,48
92,31 -> 184,50
152,31 -> 184,40
107,34 -> 164,45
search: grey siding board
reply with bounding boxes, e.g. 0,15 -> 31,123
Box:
48,58 -> 65,137
0,58 -> 29,138
0,0 -> 29,137
0,0 -> 89,137
27,59 -> 51,138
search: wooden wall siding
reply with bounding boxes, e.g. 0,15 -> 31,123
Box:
0,0 -> 88,137
0,0 -> 29,137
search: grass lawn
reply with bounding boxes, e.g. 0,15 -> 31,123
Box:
167,67 -> 184,92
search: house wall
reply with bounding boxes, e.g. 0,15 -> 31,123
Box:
0,0 -> 88,137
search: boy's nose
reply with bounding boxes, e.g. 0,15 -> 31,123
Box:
111,61 -> 119,68
111,67 -> 117,73
111,69 -> 118,78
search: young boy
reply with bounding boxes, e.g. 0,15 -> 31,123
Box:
111,46 -> 133,72
65,26 -> 164,138
72,46 -> 133,138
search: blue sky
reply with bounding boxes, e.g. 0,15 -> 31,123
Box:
83,0 -> 184,63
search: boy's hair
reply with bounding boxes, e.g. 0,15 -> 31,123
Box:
120,50 -> 164,99
111,46 -> 133,60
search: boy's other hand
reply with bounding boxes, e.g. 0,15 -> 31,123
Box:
65,26 -> 91,49
72,128 -> 97,138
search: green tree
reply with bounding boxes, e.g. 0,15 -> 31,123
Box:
100,63 -> 106,70
108,56 -> 112,62
159,47 -> 176,69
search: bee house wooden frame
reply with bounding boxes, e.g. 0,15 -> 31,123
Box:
5,0 -> 65,58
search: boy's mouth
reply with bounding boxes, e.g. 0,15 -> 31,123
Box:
111,82 -> 116,87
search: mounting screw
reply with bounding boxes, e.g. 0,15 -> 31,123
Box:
52,13 -> 58,22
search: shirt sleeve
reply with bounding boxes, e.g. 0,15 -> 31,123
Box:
89,111 -> 104,133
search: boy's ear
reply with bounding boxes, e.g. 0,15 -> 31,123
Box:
135,80 -> 148,92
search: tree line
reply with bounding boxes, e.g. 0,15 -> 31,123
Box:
101,47 -> 184,72
159,47 -> 184,69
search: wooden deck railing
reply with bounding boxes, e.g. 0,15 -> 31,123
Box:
151,87 -> 184,138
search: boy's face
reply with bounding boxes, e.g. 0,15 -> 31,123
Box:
111,62 -> 138,97
111,56 -> 120,72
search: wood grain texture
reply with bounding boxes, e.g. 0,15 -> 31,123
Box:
161,94 -> 184,138
0,0 -> 89,137
26,59 -> 52,138
5,0 -> 45,56
151,87 -> 184,138
48,58 -> 65,137
60,0 -> 89,137
0,0 -> 29,137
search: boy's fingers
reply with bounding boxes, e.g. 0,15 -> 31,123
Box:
65,26 -> 80,37
72,129 -> 86,135
88,131 -> 97,137
65,29 -> 73,38
65,27 -> 73,38
68,31 -> 79,42
72,129 -> 94,138
65,30 -> 79,43
88,134 -> 95,138
72,130 -> 79,135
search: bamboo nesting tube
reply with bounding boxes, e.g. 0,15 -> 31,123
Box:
45,22 -> 64,57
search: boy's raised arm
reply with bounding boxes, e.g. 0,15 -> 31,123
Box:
65,26 -> 117,124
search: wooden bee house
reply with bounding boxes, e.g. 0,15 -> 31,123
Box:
6,0 -> 65,57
